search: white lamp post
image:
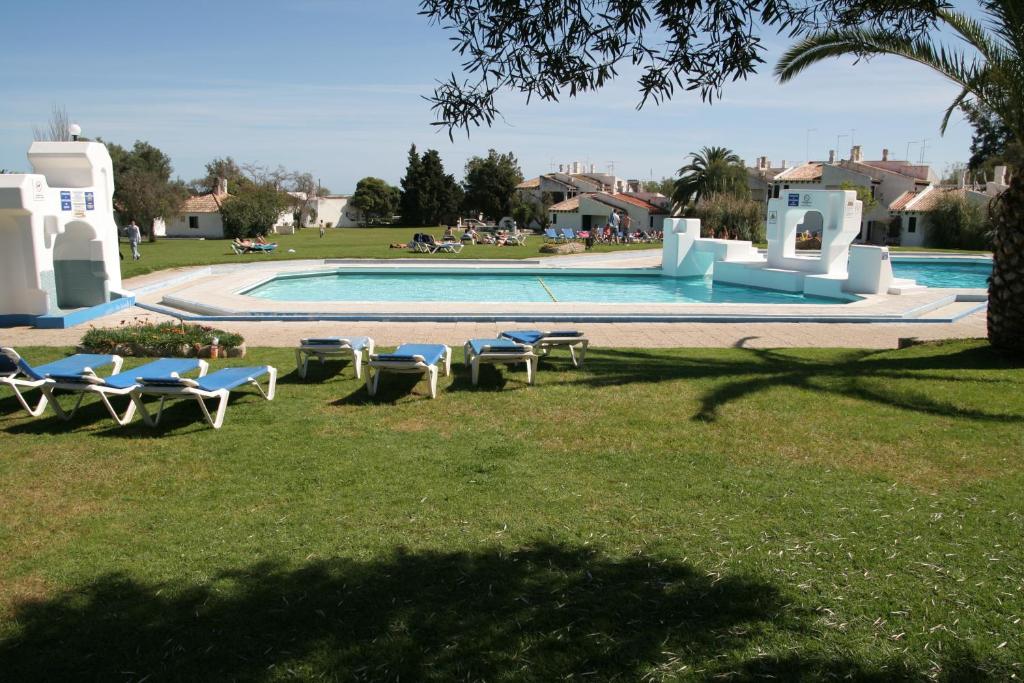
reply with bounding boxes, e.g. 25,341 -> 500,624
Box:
69,123 -> 82,141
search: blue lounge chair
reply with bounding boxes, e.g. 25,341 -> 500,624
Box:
561,228 -> 577,241
296,336 -> 375,379
463,338 -> 538,386
42,358 -> 208,425
544,228 -> 565,243
130,365 -> 277,429
366,343 -> 451,399
499,329 -> 589,367
1,347 -> 123,417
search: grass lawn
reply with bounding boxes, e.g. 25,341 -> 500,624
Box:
0,339 -> 1021,680
120,228 -> 655,279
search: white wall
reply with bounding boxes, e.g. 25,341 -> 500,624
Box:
165,212 -> 225,238
899,214 -> 927,247
315,196 -> 360,227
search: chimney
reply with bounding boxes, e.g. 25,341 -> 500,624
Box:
216,177 -> 228,196
882,148 -> 890,161
780,160 -> 786,168
851,145 -> 862,162
558,164 -> 564,173
828,150 -> 836,164
590,163 -> 596,173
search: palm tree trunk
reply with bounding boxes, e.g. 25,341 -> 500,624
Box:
988,174 -> 1024,354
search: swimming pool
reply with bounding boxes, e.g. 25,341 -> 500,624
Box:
244,269 -> 853,305
891,258 -> 991,289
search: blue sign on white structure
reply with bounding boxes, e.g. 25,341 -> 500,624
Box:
787,193 -> 800,207
85,192 -> 94,210
60,191 -> 72,211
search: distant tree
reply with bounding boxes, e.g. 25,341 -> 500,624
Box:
694,193 -> 764,242
399,144 -> 424,225
961,102 -> 1024,178
106,140 -> 188,243
462,149 -> 523,220
351,177 -> 400,224
289,172 -> 321,227
220,184 -> 291,239
400,145 -> 462,226
32,105 -> 74,142
191,156 -> 249,194
839,181 -> 878,213
511,191 -> 553,230
644,178 -> 677,197
928,193 -> 993,250
673,147 -> 748,206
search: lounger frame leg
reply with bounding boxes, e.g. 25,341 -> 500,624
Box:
41,386 -> 88,421
352,350 -> 363,380
366,367 -> 381,396
428,366 -> 438,398
295,349 -> 309,379
4,383 -> 50,417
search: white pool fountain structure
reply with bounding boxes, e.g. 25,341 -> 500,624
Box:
0,139 -> 133,327
662,189 -> 920,297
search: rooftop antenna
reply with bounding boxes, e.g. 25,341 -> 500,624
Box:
905,141 -> 918,161
836,134 -> 849,160
918,139 -> 929,164
606,161 -> 616,175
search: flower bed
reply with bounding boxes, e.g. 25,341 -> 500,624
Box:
79,322 -> 246,358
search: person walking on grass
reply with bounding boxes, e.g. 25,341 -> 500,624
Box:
126,220 -> 142,260
621,212 -> 632,243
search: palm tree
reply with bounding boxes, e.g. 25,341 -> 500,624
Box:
672,146 -> 748,206
776,0 -> 1024,354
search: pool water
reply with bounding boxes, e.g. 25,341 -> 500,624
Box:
891,259 -> 991,288
245,270 -> 850,305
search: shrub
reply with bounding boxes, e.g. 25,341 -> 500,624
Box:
694,193 -> 765,242
926,193 -> 993,250
80,322 -> 244,357
220,185 -> 291,238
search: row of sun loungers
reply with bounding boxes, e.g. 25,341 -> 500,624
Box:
0,330 -> 588,429
2,347 -> 276,430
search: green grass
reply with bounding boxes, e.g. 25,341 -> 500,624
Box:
0,340 -> 1021,680
121,228 -> 655,279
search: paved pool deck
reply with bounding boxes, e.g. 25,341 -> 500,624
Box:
0,250 -> 990,349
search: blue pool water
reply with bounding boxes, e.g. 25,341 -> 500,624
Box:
245,270 -> 850,305
891,259 -> 991,289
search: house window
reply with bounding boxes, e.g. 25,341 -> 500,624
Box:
552,213 -> 557,224
188,216 -> 199,229
649,216 -> 654,228
908,216 -> 917,233
772,185 -> 780,199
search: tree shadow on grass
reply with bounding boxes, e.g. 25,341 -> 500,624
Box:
0,542 -> 786,682
570,345 -> 1024,424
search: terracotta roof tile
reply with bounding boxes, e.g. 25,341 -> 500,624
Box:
516,177 -> 541,189
609,193 -> 668,214
890,187 -> 974,212
181,192 -> 229,213
549,197 -> 580,212
775,163 -> 822,181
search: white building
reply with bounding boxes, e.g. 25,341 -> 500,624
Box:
549,192 -> 669,232
517,164 -> 643,208
311,194 -> 360,227
165,179 -> 301,238
888,185 -> 993,247
164,179 -> 231,238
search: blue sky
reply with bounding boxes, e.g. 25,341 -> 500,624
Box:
0,0 -> 977,192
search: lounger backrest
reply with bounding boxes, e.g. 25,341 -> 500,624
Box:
0,347 -> 20,375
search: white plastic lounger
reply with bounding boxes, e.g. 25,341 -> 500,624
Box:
463,338 -> 538,386
1,347 -> 123,417
499,329 -> 589,367
366,344 -> 451,399
41,358 -> 208,425
130,365 -> 277,430
295,336 -> 375,379
436,241 -> 464,254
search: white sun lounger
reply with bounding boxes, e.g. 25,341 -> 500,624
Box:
130,365 -> 277,430
41,358 -> 208,425
1,347 -> 124,417
366,344 -> 451,399
436,241 -> 464,254
463,338 -> 538,386
295,336 -> 375,380
499,329 -> 589,367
